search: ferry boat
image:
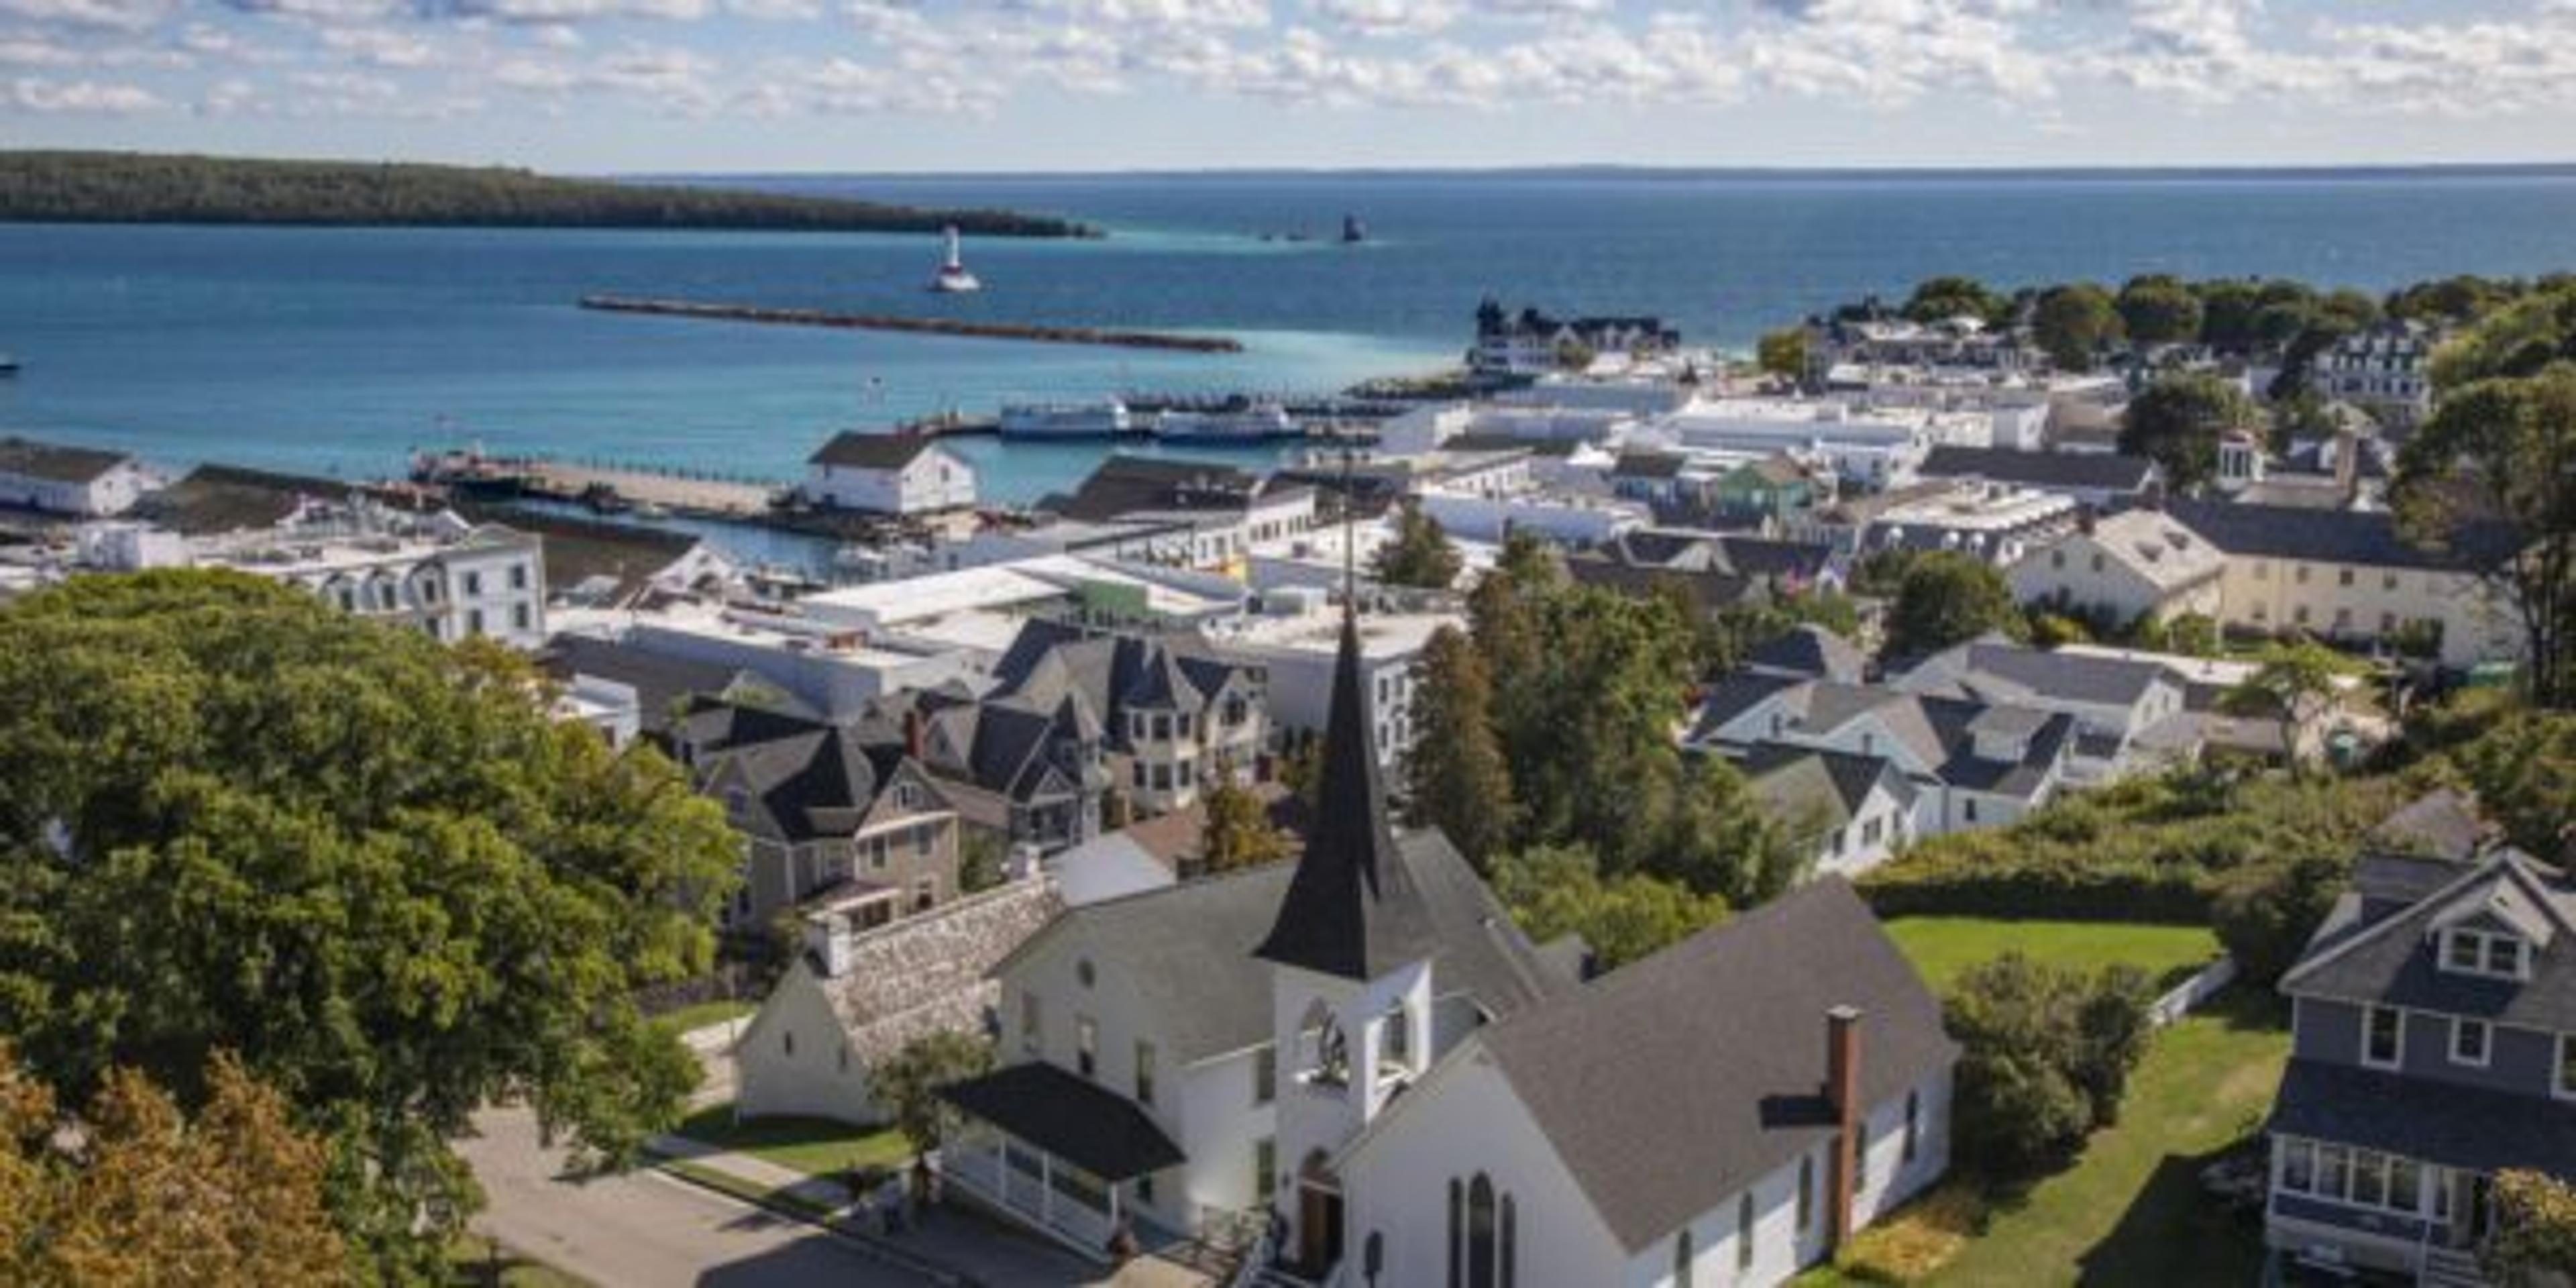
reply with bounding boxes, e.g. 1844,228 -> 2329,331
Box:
928,225 -> 981,294
1154,398 -> 1297,443
998,399 -> 1132,438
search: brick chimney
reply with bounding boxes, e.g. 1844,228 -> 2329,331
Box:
1827,1005 -> 1864,1252
902,707 -> 926,761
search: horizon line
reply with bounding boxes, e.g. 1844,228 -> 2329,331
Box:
625,160 -> 2576,182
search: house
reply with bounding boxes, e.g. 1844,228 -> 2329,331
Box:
1739,745 -> 1919,877
1890,637 -> 2194,784
1042,455 -> 1316,573
1745,625 -> 1869,684
802,431 -> 978,515
983,617 -> 1268,818
541,632 -> 780,739
1606,529 -> 1843,597
463,506 -> 736,608
2008,509 -> 2223,629
1856,481 -> 2080,570
1470,299 -> 1679,376
1610,451 -> 1691,508
2165,500 -> 2524,667
1710,455 -> 1821,524
1202,607 -> 1448,771
2310,320 -> 2437,432
0,436 -> 152,517
2263,800 -> 2575,1283
1915,445 -> 2161,511
1689,679 -> 2075,837
671,698 -> 963,930
734,877 -> 1063,1126
199,521 -> 549,647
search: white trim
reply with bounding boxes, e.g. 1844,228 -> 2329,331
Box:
2279,854 -> 2521,990
2361,1004 -> 2405,1071
2449,1016 -> 2491,1069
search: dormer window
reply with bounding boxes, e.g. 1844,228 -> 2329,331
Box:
2441,928 -> 2530,981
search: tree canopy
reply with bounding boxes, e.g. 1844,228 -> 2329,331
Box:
0,571 -> 741,1281
1756,327 -> 1809,384
872,1032 -> 995,1157
2116,274 -> 2204,347
1403,626 -> 1515,870
1902,275 -> 2010,327
1945,955 -> 2155,1179
2118,372 -> 2259,491
1489,843 -> 1729,973
1199,762 -> 1294,875
2033,283 -> 2123,371
1884,550 -> 2026,660
1371,502 -> 1464,590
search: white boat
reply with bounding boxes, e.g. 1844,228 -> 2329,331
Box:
929,225 -> 981,294
1153,400 -> 1297,443
999,399 -> 1132,438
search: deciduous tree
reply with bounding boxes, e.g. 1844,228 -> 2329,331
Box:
1403,627 -> 1516,870
2033,283 -> 2123,371
872,1032 -> 995,1157
2223,639 -> 2361,776
1200,761 -> 1293,874
1885,550 -> 2026,660
2116,274 -> 2204,346
2118,372 -> 2258,491
1757,327 -> 1809,384
1489,844 -> 1728,973
1372,502 -> 1464,590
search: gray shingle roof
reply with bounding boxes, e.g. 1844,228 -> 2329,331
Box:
2268,1058 -> 2576,1177
2283,850 -> 2576,1031
2165,498 -> 2522,573
808,431 -> 942,470
545,635 -> 750,735
1917,445 -> 2158,494
1908,639 -> 2169,709
1479,879 -> 1957,1253
1746,625 -> 1866,683
0,435 -> 130,485
2368,788 -> 2491,863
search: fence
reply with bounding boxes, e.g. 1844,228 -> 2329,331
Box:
2149,955 -> 2241,1028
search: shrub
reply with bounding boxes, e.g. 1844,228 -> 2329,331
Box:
2485,1169 -> 2576,1287
2211,853 -> 2349,985
1945,954 -> 2158,1180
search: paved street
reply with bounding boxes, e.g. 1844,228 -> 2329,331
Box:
458,1106 -> 937,1288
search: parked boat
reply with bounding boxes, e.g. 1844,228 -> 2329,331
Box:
0,354 -> 19,376
999,399 -> 1132,438
928,225 -> 981,294
1340,213 -> 1367,244
1154,398 -> 1297,443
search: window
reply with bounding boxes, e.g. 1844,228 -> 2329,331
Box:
1135,1040 -> 1157,1106
510,563 -> 529,590
2318,1144 -> 2349,1198
464,571 -> 483,596
838,1046 -> 849,1074
1903,1091 -> 1921,1163
1467,1175 -> 1497,1288
2383,572 -> 2400,592
1077,959 -> 1095,989
2444,930 -> 2530,981
2253,559 -> 2269,582
2452,1018 -> 2491,1067
1382,1004 -> 1411,1071
2351,1152 -> 2387,1208
2558,1034 -> 2576,1101
2051,549 -> 2065,570
1674,1227 -> 1693,1288
2489,936 -> 2526,977
1254,1045 -> 1276,1105
1737,1193 -> 1756,1271
1448,1180 -> 1463,1288
1255,1137 -> 1276,1205
1796,1155 -> 1815,1232
1077,1016 -> 1098,1078
2090,553 -> 2105,574
468,608 -> 486,635
1020,992 -> 1041,1055
2448,933 -> 2481,971
2296,564 -> 2311,585
2282,1139 -> 2315,1193
2363,1006 -> 2403,1069
1855,1116 -> 1872,1190
782,1030 -> 795,1057
1964,799 -> 1980,824
1137,1173 -> 1156,1205
2294,605 -> 2311,626
2339,568 -> 2355,588
1501,1197 -> 1516,1288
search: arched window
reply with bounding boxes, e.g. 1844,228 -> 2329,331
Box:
1364,1232 -> 1385,1288
1500,1195 -> 1516,1288
1467,1173 -> 1497,1288
782,1030 -> 795,1058
1737,1193 -> 1755,1270
1797,1156 -> 1815,1232
1448,1179 -> 1462,1288
1672,1226 -> 1693,1288
1301,999 -> 1350,1087
1904,1091 -> 1921,1163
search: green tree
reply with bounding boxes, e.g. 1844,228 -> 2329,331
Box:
1652,756 -> 1811,907
1757,327 -> 1809,383
0,572 -> 739,1281
1199,761 -> 1294,874
1885,550 -> 2026,659
2212,853 -> 2349,985
1404,627 -> 1516,870
2223,639 -> 2360,777
2430,282 -> 2576,388
2485,1169 -> 2576,1288
1372,502 -> 1464,590
2447,707 -> 2576,857
1902,276 -> 2008,325
958,830 -> 1008,894
1489,843 -> 1728,973
2195,280 -> 2267,352
2116,274 -> 2204,346
2390,275 -> 2518,327
2033,283 -> 2123,371
3,1046 -> 347,1287
871,1031 -> 994,1157
2118,372 -> 2258,491
2394,358 -> 2576,706
1945,955 -> 2155,1179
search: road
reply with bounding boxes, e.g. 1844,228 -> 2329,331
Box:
457,1107 -> 932,1288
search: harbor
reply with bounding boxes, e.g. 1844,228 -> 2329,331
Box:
576,294 -> 1246,354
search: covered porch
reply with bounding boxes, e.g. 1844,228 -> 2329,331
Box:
938,1062 -> 1188,1262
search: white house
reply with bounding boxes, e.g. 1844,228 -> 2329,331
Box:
1890,638 -> 2196,784
2008,509 -> 2223,628
802,431 -> 977,515
144,520 -> 551,648
2166,500 -> 2525,668
0,436 -> 153,517
1741,746 -> 1920,877
1203,606 -> 1459,771
2310,320 -> 2436,431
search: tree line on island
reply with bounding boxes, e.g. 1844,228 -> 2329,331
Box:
0,150 -> 1092,237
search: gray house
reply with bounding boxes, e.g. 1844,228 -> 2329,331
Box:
2265,796 -> 2576,1285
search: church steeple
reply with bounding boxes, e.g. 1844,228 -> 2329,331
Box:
1252,445 -> 1434,981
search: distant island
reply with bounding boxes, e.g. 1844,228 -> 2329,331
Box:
0,151 -> 1093,237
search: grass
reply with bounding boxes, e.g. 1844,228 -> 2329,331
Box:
1885,917 -> 2222,995
446,1232 -> 591,1288
651,998 -> 756,1034
672,1103 -> 912,1179
658,1157 -> 837,1222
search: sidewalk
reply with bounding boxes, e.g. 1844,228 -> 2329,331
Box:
647,1132 -> 1201,1287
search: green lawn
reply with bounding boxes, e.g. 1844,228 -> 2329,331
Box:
671,1103 -> 911,1178
1886,917 -> 2222,995
651,999 -> 756,1034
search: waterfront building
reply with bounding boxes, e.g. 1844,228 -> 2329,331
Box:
2311,320 -> 2438,433
0,436 -> 154,517
1042,455 -> 1319,574
1468,299 -> 1680,376
802,431 -> 978,515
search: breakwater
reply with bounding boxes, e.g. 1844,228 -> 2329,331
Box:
578,294 -> 1244,354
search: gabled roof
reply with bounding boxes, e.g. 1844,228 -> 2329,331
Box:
2282,849 -> 2576,1031
1902,638 -> 2171,709
1612,451 -> 1686,480
1686,670 -> 1808,745
1479,879 -> 1957,1253
2165,498 -> 2522,573
1746,625 -> 1866,684
808,430 -> 945,470
462,505 -> 703,606
1741,745 -> 1914,826
543,635 -> 752,734
132,464 -> 351,535
0,435 -> 131,485
1051,454 -> 1270,523
1254,612 -> 1440,981
1918,445 -> 2158,493
941,1062 -> 1185,1181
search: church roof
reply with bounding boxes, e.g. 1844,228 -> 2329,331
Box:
1252,610 -> 1442,981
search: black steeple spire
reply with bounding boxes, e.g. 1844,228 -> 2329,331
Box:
1252,437 -> 1434,981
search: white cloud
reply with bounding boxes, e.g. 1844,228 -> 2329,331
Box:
0,0 -> 172,31
0,36 -> 85,64
320,25 -> 444,65
8,72 -> 162,109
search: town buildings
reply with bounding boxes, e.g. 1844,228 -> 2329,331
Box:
2007,508 -> 2225,629
1469,300 -> 1680,376
0,436 -> 153,517
802,431 -> 979,515
2310,320 -> 2438,432
2164,500 -> 2524,667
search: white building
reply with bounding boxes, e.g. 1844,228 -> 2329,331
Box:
0,437 -> 154,518
1415,480 -> 1648,547
2166,500 -> 2525,668
1649,396 -> 1984,490
1861,481 -> 2082,569
2008,508 -> 2224,627
1203,605 -> 1460,770
801,431 -> 977,515
2310,321 -> 2436,431
95,517 -> 549,648
617,600 -> 984,718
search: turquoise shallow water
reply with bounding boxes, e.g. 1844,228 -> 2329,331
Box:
5,170 -> 2575,502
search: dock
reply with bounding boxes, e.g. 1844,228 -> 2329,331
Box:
578,294 -> 1244,354
416,449 -> 780,519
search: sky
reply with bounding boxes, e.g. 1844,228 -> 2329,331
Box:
5,0 -> 2576,173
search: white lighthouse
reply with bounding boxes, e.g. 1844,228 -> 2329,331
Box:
929,225 -> 981,294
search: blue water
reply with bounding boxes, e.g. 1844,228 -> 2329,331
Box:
5,170 -> 2576,502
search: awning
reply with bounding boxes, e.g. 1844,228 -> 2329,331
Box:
941,1062 -> 1187,1182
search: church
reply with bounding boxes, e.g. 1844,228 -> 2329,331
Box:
935,596 -> 1960,1286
